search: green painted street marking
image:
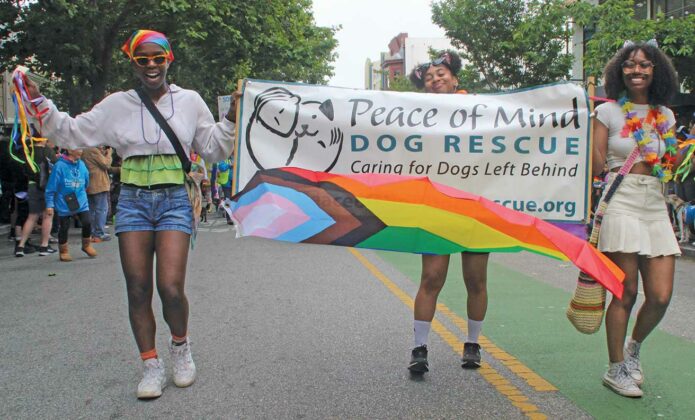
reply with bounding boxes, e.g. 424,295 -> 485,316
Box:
377,251 -> 695,419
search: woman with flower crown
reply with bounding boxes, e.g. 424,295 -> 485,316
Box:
592,40 -> 681,398
24,29 -> 238,399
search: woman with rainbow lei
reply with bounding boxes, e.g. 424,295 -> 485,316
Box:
592,40 -> 681,398
23,29 -> 236,399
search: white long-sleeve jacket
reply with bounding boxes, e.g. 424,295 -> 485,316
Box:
35,84 -> 235,163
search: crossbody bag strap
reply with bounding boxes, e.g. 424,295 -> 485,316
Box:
588,145 -> 641,246
135,87 -> 192,174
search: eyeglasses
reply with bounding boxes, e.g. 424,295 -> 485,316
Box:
621,60 -> 655,72
132,54 -> 168,67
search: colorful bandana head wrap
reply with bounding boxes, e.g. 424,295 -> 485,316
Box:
121,29 -> 174,62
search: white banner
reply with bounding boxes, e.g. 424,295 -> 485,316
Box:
233,79 -> 591,222
217,94 -> 232,122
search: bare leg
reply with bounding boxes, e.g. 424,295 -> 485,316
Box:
119,231 -> 156,352
18,213 -> 39,247
155,230 -> 190,338
461,253 -> 489,321
604,252 -> 639,363
40,209 -> 53,247
414,254 -> 450,321
631,255 -> 675,343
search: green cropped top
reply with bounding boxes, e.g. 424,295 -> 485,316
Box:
121,155 -> 184,187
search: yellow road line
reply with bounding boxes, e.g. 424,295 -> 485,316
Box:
436,304 -> 557,392
349,248 -> 552,420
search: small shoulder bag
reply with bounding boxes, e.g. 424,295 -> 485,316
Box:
566,145 -> 641,334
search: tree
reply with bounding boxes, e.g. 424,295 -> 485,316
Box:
388,75 -> 418,92
0,0 -> 338,115
1,0 -> 147,114
431,0 -> 574,92
569,0 -> 695,92
154,0 -> 339,105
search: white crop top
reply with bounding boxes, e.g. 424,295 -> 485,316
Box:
595,101 -> 675,170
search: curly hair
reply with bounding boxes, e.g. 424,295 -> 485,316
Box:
409,50 -> 462,89
603,42 -> 679,105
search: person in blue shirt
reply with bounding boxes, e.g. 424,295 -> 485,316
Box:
45,149 -> 97,261
216,159 -> 234,224
217,159 -> 232,197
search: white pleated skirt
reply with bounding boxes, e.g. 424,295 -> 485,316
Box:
597,173 -> 680,257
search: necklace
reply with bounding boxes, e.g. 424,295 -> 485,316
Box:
619,96 -> 677,183
140,85 -> 175,145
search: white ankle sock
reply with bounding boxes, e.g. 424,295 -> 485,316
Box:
467,319 -> 483,343
413,320 -> 431,348
608,361 -> 624,373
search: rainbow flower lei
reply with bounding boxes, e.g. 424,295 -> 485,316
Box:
619,96 -> 677,183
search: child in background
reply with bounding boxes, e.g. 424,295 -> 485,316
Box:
45,149 -> 97,261
216,159 -> 233,225
200,179 -> 212,223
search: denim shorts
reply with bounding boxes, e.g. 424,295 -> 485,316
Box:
115,185 -> 192,235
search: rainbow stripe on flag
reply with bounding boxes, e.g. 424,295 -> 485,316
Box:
230,168 -> 624,297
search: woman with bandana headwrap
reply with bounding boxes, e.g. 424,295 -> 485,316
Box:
24,29 -> 239,399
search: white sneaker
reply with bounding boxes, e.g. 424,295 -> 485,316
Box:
137,358 -> 166,399
169,339 -> 196,387
603,362 -> 643,398
624,342 -> 643,386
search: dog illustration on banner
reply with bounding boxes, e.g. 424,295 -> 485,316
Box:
245,87 -> 344,172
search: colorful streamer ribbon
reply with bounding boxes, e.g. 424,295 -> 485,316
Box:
675,138 -> 695,181
9,67 -> 47,173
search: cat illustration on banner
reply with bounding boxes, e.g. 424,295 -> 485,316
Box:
245,87 -> 344,172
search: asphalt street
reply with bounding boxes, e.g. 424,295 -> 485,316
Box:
1,215 -> 694,419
